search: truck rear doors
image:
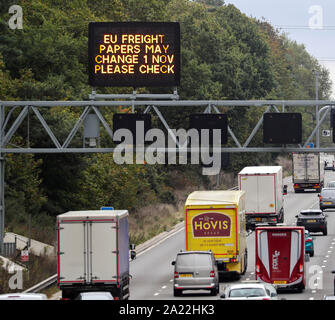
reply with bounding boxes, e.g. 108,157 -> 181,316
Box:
240,174 -> 276,214
58,220 -> 117,285
185,208 -> 238,259
255,227 -> 305,290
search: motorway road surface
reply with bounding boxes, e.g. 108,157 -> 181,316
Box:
129,171 -> 335,300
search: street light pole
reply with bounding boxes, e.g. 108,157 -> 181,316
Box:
315,71 -> 320,148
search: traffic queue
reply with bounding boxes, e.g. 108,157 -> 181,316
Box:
172,163 -> 333,300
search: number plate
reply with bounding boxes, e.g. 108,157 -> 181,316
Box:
180,274 -> 192,278
307,220 -> 316,223
256,218 -> 262,222
273,280 -> 287,284
324,202 -> 332,205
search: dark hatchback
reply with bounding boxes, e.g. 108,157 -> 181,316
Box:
319,188 -> 335,211
296,209 -> 328,235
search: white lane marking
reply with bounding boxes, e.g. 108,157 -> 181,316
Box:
162,286 -> 167,289
309,297 -> 314,300
170,279 -> 173,282
137,227 -> 184,258
312,290 -> 317,294
154,293 -> 159,296
322,265 -> 326,268
323,260 -> 328,263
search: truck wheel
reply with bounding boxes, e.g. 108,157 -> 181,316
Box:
173,289 -> 182,297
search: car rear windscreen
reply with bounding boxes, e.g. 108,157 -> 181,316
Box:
321,190 -> 335,197
301,211 -> 321,215
176,254 -> 212,267
229,288 -> 265,298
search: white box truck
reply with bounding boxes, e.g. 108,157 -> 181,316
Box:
238,166 -> 284,229
57,210 -> 130,300
292,153 -> 324,193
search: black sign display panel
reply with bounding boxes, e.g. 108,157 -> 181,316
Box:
263,113 -> 302,144
189,114 -> 228,145
89,22 -> 180,87
113,114 -> 152,144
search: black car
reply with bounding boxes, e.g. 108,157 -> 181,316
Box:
296,209 -> 328,235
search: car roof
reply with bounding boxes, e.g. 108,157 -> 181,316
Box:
80,292 -> 112,295
177,251 -> 213,255
0,293 -> 47,300
79,292 -> 113,299
321,188 -> 335,192
300,209 -> 322,214
227,283 -> 268,290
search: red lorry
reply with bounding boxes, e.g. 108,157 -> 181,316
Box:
255,226 -> 306,292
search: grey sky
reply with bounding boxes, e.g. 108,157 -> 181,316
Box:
224,0 -> 335,97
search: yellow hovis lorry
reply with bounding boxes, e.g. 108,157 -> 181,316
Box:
184,190 -> 247,278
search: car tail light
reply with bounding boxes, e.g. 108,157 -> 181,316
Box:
210,270 -> 215,278
320,196 -> 323,201
256,264 -> 260,273
174,272 -> 179,279
262,298 -> 271,300
60,298 -> 70,300
230,257 -> 237,263
299,264 -> 303,273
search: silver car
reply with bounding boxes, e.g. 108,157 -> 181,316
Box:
319,188 -> 335,210
172,251 -> 219,296
220,282 -> 278,300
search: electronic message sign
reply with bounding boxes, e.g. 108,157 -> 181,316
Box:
88,22 -> 180,87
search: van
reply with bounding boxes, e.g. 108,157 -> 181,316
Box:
172,251 -> 219,296
255,226 -> 306,292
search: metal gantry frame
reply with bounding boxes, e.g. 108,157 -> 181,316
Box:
0,97 -> 335,252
